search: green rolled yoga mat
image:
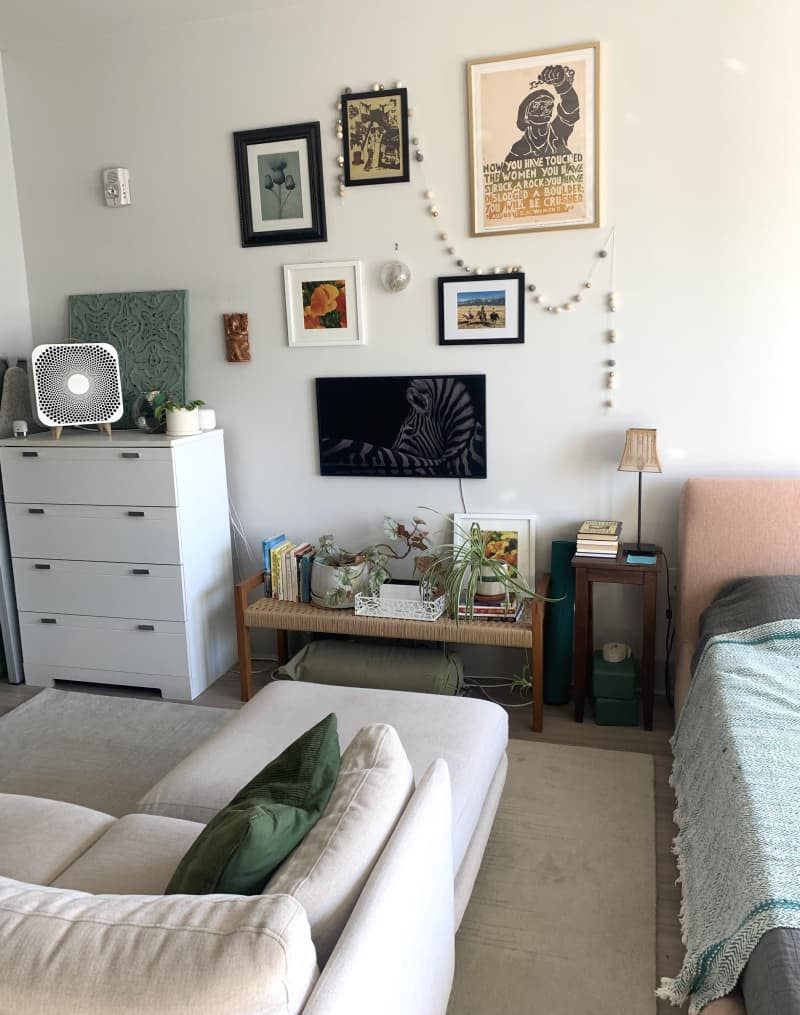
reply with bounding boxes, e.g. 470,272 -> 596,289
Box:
543,539 -> 576,705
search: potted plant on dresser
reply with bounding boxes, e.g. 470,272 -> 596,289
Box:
154,399 -> 205,437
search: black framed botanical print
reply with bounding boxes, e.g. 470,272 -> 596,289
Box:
233,121 -> 327,246
341,89 -> 410,186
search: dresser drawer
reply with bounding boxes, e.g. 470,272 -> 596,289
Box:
19,612 -> 190,677
12,559 -> 186,621
6,504 -> 181,564
0,446 -> 176,506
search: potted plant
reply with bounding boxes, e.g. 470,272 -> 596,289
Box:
419,517 -> 544,621
311,516 -> 433,608
154,398 -> 205,437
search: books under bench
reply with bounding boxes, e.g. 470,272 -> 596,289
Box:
262,534 -> 315,603
575,519 -> 622,558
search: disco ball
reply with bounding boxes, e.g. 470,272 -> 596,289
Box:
380,260 -> 411,292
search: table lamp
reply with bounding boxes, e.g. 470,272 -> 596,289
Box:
617,427 -> 662,554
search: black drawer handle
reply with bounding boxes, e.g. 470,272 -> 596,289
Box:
22,451 -> 38,458
28,508 -> 45,514
34,563 -> 51,570
121,452 -> 140,459
40,617 -> 57,624
138,624 -> 155,631
127,510 -> 145,517
131,568 -> 150,575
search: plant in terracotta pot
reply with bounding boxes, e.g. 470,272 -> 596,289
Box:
154,399 -> 205,437
311,516 -> 433,608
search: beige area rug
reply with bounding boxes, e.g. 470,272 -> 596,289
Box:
0,688 -> 233,816
448,739 -> 656,1015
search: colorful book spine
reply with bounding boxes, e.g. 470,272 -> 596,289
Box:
261,533 -> 286,597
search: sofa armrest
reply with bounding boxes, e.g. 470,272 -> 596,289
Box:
303,759 -> 455,1015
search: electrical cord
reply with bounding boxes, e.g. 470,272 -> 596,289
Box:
660,548 -> 676,709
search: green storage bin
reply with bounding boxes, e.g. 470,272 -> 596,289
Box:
594,696 -> 639,726
592,651 -> 636,700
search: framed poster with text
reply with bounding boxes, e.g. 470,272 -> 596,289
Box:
467,42 -> 599,236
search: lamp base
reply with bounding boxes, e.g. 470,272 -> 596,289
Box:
622,542 -> 658,556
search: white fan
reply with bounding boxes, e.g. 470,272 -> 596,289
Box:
31,342 -> 123,440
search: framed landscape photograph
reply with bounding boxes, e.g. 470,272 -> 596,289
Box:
453,512 -> 536,585
233,121 -> 327,246
467,42 -> 599,236
341,88 -> 410,186
438,272 -> 525,345
316,374 -> 486,478
284,260 -> 365,347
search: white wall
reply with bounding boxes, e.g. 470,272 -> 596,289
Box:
2,0 -> 798,668
0,52 -> 31,357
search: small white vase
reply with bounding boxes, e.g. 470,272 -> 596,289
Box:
165,407 -> 200,437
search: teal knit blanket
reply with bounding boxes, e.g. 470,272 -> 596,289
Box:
657,620 -> 800,1013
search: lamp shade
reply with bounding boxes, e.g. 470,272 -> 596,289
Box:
617,428 -> 662,474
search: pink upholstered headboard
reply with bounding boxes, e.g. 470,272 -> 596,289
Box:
674,478 -> 800,713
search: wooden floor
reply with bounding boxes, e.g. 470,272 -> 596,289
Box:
0,672 -> 684,1013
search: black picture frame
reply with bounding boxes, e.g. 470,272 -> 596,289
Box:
316,374 -> 487,478
233,122 -> 327,247
438,273 -> 525,345
341,88 -> 410,187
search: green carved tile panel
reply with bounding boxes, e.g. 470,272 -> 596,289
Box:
68,289 -> 187,428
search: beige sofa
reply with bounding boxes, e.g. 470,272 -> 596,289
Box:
0,678 -> 509,1014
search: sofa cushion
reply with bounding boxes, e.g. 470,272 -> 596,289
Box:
266,722 -> 414,965
53,813 -> 205,894
139,681 -> 508,877
165,712 -> 340,895
0,793 -> 114,885
0,876 -> 317,1015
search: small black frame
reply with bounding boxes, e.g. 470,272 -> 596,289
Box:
341,88 -> 410,187
438,272 -> 525,345
233,121 -> 327,247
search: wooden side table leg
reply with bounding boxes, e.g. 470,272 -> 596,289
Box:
277,630 -> 289,666
641,572 -> 657,730
531,598 -> 544,733
573,570 -> 590,722
234,583 -> 254,702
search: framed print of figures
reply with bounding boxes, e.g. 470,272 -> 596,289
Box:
233,122 -> 327,246
341,88 -> 410,186
438,272 -> 524,345
284,260 -> 365,347
467,42 -> 599,236
453,512 -> 536,585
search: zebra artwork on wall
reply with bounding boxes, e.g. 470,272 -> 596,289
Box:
315,374 -> 487,478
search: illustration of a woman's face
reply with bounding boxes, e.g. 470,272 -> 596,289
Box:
524,93 -> 555,125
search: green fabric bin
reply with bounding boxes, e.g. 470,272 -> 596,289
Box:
593,696 -> 639,726
592,651 -> 636,700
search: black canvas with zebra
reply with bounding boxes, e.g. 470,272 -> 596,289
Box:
315,374 -> 487,478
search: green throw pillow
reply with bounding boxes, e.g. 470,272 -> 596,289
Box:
165,713 -> 340,896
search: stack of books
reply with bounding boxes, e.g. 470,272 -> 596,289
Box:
262,534 -> 315,603
457,591 -> 525,622
575,520 -> 622,558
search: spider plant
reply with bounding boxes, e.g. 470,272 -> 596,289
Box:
419,517 -> 543,620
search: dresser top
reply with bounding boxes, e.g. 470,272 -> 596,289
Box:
0,428 -> 223,449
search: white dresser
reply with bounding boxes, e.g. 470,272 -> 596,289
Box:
0,429 -> 236,700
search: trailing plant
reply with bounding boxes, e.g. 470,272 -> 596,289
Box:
313,516 -> 432,607
419,514 -> 545,621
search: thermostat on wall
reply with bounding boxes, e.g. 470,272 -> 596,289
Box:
102,167 -> 131,207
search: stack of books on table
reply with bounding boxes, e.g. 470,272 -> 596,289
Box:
575,520 -> 622,558
457,591 -> 525,622
262,534 -> 315,603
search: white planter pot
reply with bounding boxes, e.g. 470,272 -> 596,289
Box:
476,563 -> 509,598
165,407 -> 200,437
310,559 -> 374,609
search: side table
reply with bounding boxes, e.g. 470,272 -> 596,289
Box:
571,548 -> 662,730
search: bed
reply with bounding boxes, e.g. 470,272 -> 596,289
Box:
660,478 -> 800,1015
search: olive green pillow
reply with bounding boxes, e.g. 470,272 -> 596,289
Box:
165,713 -> 340,896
